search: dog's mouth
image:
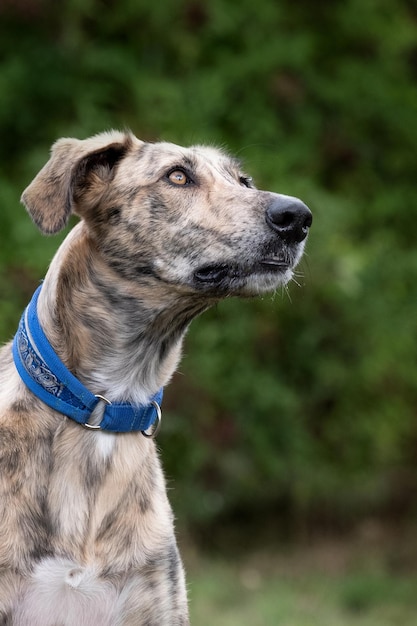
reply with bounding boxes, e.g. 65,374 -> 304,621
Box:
193,256 -> 292,287
258,257 -> 292,271
193,263 -> 230,284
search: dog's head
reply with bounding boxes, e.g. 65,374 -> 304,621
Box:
22,131 -> 312,298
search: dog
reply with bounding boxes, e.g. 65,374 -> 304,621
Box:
0,130 -> 312,625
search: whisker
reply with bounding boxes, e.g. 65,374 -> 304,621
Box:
283,283 -> 292,303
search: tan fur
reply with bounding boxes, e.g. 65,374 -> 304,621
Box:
0,131 -> 311,624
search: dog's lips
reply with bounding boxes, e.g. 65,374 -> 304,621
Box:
193,264 -> 229,284
259,257 -> 291,271
193,256 -> 291,286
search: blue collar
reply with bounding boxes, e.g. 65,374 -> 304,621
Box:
12,285 -> 163,435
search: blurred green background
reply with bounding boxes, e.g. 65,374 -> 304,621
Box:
1,0 -> 417,622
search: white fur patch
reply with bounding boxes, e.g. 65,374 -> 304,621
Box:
94,430 -> 117,460
15,558 -> 117,626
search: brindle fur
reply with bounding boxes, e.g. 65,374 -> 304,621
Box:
0,131 -> 311,625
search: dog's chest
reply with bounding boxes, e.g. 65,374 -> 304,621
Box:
44,426 -> 172,569
3,422 -> 187,625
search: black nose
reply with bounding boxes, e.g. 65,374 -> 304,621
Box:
265,195 -> 312,244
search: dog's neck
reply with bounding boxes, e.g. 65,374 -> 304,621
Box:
36,223 -> 211,406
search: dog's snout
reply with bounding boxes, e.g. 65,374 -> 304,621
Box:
266,196 -> 312,244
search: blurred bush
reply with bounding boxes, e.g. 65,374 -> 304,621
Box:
1,0 -> 417,533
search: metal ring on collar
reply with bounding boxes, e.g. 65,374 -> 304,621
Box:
141,401 -> 162,439
82,394 -> 112,430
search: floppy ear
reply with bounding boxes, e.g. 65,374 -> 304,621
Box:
21,130 -> 134,234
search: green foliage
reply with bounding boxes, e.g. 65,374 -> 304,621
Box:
1,0 -> 417,530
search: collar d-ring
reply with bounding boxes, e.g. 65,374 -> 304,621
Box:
141,400 -> 162,438
82,394 -> 112,430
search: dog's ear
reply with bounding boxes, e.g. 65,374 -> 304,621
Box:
21,131 -> 134,234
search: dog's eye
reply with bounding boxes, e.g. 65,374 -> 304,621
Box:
167,169 -> 192,186
239,176 -> 253,188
